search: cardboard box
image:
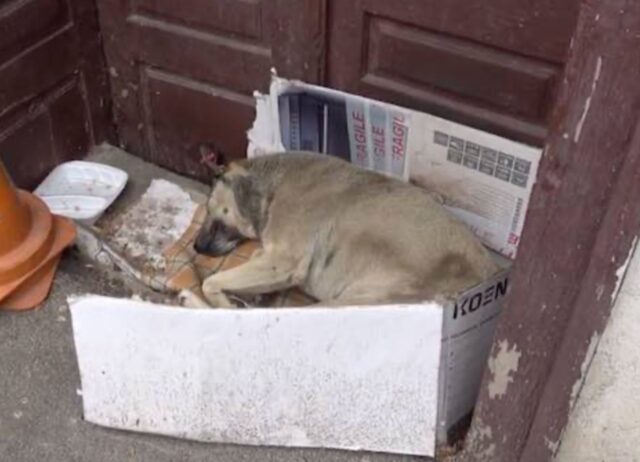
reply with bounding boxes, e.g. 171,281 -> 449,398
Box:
69,74 -> 541,457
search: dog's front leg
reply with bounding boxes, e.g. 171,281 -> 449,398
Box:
178,288 -> 215,308
202,251 -> 300,307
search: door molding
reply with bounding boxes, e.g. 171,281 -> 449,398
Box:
460,1 -> 640,460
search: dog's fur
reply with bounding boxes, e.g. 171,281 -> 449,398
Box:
180,152 -> 498,308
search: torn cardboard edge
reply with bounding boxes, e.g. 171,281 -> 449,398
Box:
70,71 -> 536,457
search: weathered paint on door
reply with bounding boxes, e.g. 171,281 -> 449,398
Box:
0,0 -> 112,189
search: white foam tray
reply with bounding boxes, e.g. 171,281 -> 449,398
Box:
35,161 -> 128,225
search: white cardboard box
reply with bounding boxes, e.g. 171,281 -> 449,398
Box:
70,270 -> 508,457
69,74 -> 540,457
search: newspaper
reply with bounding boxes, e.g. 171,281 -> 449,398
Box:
249,75 -> 542,258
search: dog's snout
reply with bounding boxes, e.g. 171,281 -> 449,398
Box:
193,228 -> 211,253
193,219 -> 243,257
193,238 -> 205,253
194,218 -> 218,253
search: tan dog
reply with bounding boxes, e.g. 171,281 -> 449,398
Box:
179,152 -> 498,308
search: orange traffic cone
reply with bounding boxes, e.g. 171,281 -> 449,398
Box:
0,161 -> 76,310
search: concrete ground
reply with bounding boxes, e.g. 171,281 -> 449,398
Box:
0,145 -> 425,462
556,243 -> 640,462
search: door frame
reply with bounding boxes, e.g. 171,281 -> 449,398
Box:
458,1 -> 640,460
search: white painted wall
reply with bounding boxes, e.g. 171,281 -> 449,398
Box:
556,245 -> 640,462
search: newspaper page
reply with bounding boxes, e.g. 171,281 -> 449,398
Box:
408,117 -> 541,259
272,90 -> 410,172
247,75 -> 542,258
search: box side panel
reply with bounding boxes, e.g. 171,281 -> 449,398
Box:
436,301 -> 452,445
438,270 -> 510,442
70,297 -> 443,457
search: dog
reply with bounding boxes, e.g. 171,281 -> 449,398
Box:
179,152 -> 498,308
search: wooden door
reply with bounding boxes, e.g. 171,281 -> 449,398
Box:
327,0 -> 581,146
97,0 -> 326,179
0,0 -> 112,189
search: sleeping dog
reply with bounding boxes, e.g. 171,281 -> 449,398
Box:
179,152 -> 498,308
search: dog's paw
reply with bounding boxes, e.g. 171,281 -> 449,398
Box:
178,289 -> 210,309
177,289 -> 195,307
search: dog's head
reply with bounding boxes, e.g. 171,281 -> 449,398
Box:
194,161 -> 265,257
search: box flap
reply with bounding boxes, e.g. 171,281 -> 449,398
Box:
71,296 -> 444,457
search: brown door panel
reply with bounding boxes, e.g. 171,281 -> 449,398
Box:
125,13 -> 273,95
0,78 -> 91,190
0,0 -> 112,189
0,0 -> 71,65
98,0 -> 326,179
133,0 -> 264,40
328,0 -> 580,145
330,0 -> 579,64
141,67 -> 256,178
367,17 -> 558,120
0,27 -> 78,116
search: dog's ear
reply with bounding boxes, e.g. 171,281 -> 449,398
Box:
199,143 -> 226,179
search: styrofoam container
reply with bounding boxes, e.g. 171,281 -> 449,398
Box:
35,161 -> 128,225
